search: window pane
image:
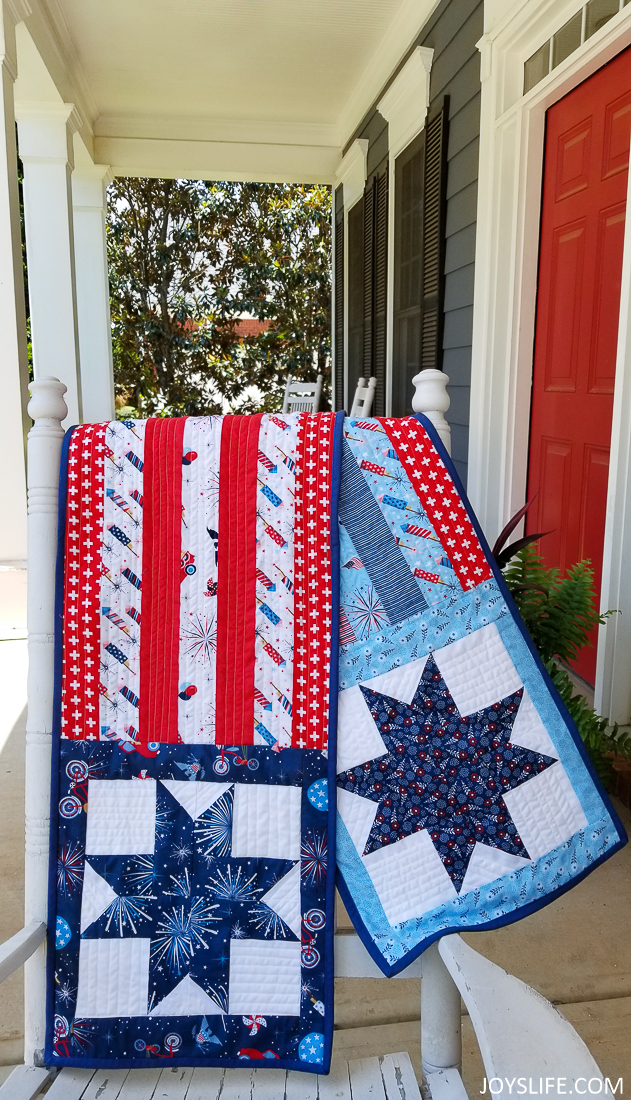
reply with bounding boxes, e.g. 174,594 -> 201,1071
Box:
552,11 -> 582,67
524,40 -> 550,94
585,0 -> 619,38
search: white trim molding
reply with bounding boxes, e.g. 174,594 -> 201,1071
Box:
378,46 -> 434,415
377,46 -> 433,160
597,163 -> 631,726
467,0 -> 631,721
94,135 -> 341,186
335,137 -> 368,211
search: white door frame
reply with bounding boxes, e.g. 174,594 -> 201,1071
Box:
467,0 -> 631,723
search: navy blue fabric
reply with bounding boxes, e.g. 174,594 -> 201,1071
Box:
47,742 -> 330,1069
338,654 -> 557,892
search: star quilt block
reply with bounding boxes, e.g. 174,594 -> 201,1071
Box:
335,415 -> 626,975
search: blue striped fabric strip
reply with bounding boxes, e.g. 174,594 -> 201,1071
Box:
338,439 -> 428,624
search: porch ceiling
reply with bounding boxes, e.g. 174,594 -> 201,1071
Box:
16,0 -> 439,182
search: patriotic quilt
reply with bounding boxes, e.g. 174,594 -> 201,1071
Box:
46,413 -> 341,1073
335,415 -> 627,976
47,409 -> 627,1065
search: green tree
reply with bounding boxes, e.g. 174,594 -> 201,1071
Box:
107,179 -> 331,417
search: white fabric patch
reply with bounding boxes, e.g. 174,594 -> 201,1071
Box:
337,788 -> 378,856
178,417 -> 222,745
231,784 -> 301,859
228,939 -> 301,1015
80,861 -> 118,932
434,623 -> 523,716
359,656 -> 428,704
460,843 -> 531,894
259,862 -> 301,937
98,419 -> 146,741
336,685 -> 387,774
85,779 -> 156,855
75,937 -> 150,1017
503,761 -> 588,861
362,830 -> 457,925
510,690 -> 558,757
150,975 -> 224,1017
160,780 -> 232,820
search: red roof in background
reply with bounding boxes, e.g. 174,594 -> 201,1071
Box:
234,318 -> 271,338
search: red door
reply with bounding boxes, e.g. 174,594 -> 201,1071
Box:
527,48 -> 631,685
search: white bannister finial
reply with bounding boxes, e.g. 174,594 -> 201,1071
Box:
27,375 -> 68,424
411,368 -> 451,454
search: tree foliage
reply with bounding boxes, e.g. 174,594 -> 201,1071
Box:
107,178 -> 332,417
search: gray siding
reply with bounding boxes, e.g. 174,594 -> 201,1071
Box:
344,0 -> 483,486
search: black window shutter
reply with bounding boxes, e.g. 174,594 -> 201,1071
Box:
421,97 -> 449,371
362,178 -> 375,380
373,168 -> 388,416
347,199 -> 365,409
333,185 -> 344,411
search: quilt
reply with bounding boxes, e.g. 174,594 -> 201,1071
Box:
46,413 -> 342,1073
335,414 -> 627,976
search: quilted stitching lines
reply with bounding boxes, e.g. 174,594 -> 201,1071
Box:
337,655 -> 557,892
380,417 -> 492,590
51,742 -> 331,1065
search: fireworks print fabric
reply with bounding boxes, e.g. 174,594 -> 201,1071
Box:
47,413 -> 340,1073
335,415 -> 626,976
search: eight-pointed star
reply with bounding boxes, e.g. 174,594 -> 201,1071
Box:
337,655 -> 557,892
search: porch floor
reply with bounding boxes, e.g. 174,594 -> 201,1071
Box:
1,638 -> 630,1093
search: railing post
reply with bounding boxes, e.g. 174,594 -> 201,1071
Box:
412,369 -> 451,454
24,376 -> 68,1065
421,941 -> 462,1077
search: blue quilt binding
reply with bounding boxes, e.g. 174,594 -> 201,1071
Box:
44,412 -> 345,1074
335,412 -> 627,978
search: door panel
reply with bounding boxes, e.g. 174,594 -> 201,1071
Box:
538,438 -> 572,568
527,47 -> 631,685
603,92 -> 631,177
543,221 -> 585,391
578,446 -> 610,569
589,205 -> 626,393
555,118 -> 592,200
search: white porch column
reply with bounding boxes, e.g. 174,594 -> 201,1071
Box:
15,102 -> 82,425
72,164 -> 115,422
0,0 -> 29,564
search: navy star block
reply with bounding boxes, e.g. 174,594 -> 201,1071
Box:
337,655 -> 558,892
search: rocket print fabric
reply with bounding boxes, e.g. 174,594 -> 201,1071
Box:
47,413 -> 341,1073
335,415 -> 626,975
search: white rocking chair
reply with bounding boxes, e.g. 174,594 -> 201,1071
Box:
0,377 -> 605,1100
349,376 -> 377,418
281,374 -> 323,414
